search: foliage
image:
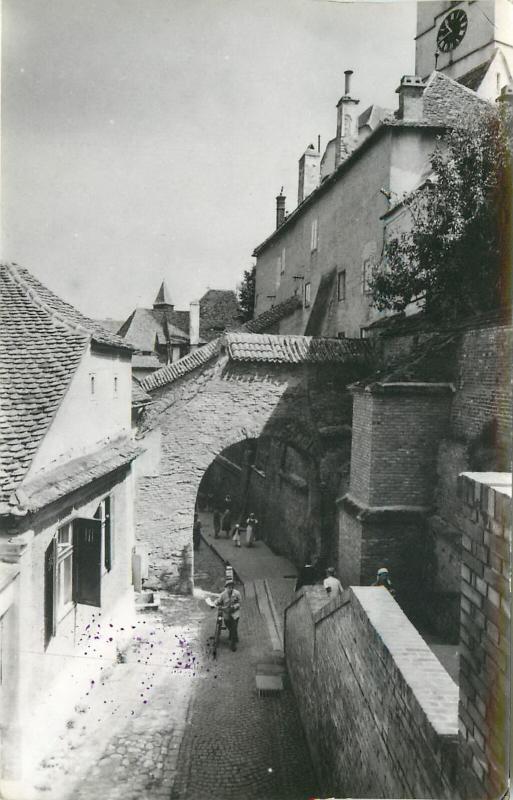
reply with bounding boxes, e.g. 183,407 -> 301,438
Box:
370,108 -> 512,317
237,265 -> 256,322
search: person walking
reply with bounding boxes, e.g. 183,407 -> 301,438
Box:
372,567 -> 396,597
221,508 -> 232,538
232,523 -> 241,548
213,508 -> 221,539
323,567 -> 343,597
245,512 -> 258,547
193,514 -> 202,551
215,579 -> 241,651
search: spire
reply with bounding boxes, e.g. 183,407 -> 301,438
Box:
153,281 -> 174,310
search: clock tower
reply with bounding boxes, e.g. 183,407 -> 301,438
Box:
415,0 -> 513,100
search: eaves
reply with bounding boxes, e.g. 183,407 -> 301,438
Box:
252,121 -> 445,258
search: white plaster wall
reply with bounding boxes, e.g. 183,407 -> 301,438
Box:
15,470 -> 135,787
28,345 -> 132,477
389,128 -> 434,199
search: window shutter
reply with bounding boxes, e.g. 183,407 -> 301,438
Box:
104,496 -> 112,572
73,518 -> 102,607
44,539 -> 57,647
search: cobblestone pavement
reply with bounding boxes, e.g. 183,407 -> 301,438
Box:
170,515 -> 319,800
31,528 -> 317,800
31,594 -> 213,800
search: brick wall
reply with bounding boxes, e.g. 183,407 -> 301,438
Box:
350,384 -> 454,508
285,585 -> 459,798
456,472 -> 511,800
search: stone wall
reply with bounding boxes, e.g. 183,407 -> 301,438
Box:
456,472 -> 511,800
285,585 -> 459,799
136,357 -> 360,588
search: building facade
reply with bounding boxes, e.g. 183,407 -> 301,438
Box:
0,264 -> 141,797
116,282 -> 243,380
252,0 -> 511,340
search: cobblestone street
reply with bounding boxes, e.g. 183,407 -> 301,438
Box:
29,520 -> 317,800
172,514 -> 318,800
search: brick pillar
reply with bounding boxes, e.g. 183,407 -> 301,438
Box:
456,472 -> 511,799
338,382 -> 454,611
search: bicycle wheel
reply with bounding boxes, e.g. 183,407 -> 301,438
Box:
212,614 -> 222,659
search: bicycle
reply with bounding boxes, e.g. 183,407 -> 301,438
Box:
206,596 -> 226,659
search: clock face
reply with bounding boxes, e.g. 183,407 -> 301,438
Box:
437,9 -> 468,53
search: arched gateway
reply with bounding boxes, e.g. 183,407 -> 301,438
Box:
133,333 -> 371,592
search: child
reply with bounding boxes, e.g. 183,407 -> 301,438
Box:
232,523 -> 241,548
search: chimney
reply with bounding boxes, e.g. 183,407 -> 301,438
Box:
395,75 -> 425,122
276,189 -> 286,228
298,144 -> 321,205
335,69 -> 360,168
189,300 -> 200,350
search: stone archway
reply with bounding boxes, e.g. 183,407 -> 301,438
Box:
133,334 -> 370,592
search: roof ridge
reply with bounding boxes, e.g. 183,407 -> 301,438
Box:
4,263 -> 93,341
4,263 -> 132,350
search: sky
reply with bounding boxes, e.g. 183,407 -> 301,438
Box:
2,0 -> 417,321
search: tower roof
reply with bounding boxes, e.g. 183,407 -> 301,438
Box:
153,281 -> 174,309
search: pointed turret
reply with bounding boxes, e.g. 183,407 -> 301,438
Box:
153,281 -> 174,310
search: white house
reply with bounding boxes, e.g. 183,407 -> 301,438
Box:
0,263 -> 142,798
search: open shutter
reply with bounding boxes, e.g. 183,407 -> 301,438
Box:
104,496 -> 112,572
44,539 -> 57,647
73,518 -> 102,607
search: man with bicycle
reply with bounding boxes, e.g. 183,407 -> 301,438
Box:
215,578 -> 241,651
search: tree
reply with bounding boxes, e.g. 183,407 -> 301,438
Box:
237,265 -> 256,322
370,107 -> 511,318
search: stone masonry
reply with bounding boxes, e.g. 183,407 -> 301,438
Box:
456,472 -> 511,800
285,585 -> 459,798
135,341 -> 367,592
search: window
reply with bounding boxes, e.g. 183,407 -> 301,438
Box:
304,282 -> 311,308
44,516 -> 103,647
276,256 -> 281,288
310,219 -> 318,252
338,331 -> 346,339
360,327 -> 368,339
343,113 -> 352,137
114,376 -> 118,396
90,375 -> 95,395
56,522 -> 74,621
362,258 -> 373,294
281,248 -> 286,276
337,270 -> 346,301
94,496 -> 113,572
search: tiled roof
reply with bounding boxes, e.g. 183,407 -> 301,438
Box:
11,436 -> 144,514
420,70 -> 490,127
0,263 -> 132,507
244,295 -> 302,333
140,339 -> 221,392
11,265 -> 133,351
118,308 -> 190,352
224,333 -> 371,364
138,295 -> 308,394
